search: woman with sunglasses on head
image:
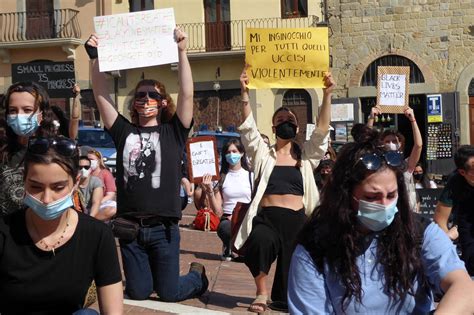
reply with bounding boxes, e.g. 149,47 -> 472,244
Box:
1,82 -> 58,217
237,67 -> 335,313
0,136 -> 123,314
288,131 -> 474,314
368,106 -> 422,211
87,150 -> 117,221
86,28 -> 208,302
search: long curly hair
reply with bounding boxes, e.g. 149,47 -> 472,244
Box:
298,129 -> 426,310
3,82 -> 55,163
129,79 -> 176,125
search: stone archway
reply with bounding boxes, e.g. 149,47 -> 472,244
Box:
456,61 -> 474,144
347,49 -> 438,97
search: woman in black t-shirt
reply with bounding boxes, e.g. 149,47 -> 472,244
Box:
0,136 -> 122,314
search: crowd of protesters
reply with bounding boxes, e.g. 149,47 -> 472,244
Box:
0,27 -> 474,315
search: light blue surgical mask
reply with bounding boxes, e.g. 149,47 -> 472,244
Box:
356,197 -> 398,232
7,113 -> 40,136
24,190 -> 73,221
225,153 -> 242,166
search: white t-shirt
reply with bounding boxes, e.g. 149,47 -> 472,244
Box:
221,168 -> 253,215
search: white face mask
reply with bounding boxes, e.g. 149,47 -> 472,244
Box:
90,159 -> 99,171
385,141 -> 400,151
80,167 -> 91,178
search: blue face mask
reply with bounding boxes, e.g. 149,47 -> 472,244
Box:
24,190 -> 73,221
225,153 -> 242,166
356,197 -> 399,232
7,113 -> 40,136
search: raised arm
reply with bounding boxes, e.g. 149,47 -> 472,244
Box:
367,106 -> 382,129
316,72 -> 335,131
175,28 -> 193,128
404,107 -> 422,173
69,84 -> 81,140
240,66 -> 252,121
86,34 -> 118,130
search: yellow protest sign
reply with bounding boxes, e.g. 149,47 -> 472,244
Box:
245,27 -> 329,89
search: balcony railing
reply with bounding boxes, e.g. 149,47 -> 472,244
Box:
0,8 -> 81,42
178,15 -> 319,53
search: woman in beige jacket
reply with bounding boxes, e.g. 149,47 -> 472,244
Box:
237,68 -> 335,313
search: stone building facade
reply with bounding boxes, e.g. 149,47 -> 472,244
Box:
327,0 -> 474,148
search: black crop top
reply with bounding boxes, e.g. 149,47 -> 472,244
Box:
264,165 -> 304,196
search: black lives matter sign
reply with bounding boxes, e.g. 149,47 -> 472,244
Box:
12,61 -> 76,98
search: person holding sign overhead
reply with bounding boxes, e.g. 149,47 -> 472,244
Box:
236,67 -> 335,313
85,28 -> 208,302
368,105 -> 422,212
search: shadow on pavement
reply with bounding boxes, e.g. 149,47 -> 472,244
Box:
206,291 -> 254,309
180,249 -> 222,261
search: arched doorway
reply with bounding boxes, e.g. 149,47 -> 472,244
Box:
282,89 -> 312,145
360,55 -> 426,159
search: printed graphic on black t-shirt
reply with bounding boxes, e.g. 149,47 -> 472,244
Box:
124,132 -> 161,191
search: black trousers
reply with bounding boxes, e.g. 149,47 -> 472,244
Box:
244,206 -> 306,304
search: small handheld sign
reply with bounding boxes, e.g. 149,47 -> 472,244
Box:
376,66 -> 410,113
186,136 -> 220,184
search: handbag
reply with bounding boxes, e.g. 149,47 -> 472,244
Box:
109,217 -> 140,242
230,202 -> 251,255
193,208 -> 220,231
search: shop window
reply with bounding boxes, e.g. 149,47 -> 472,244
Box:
282,89 -> 312,144
469,78 -> 474,96
361,55 -> 425,86
129,0 -> 154,12
281,0 -> 308,18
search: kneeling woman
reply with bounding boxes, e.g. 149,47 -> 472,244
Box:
288,132 -> 474,314
235,68 -> 335,313
0,136 -> 123,314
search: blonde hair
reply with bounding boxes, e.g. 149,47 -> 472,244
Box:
87,149 -> 107,170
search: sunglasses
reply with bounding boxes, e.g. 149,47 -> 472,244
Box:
134,91 -> 163,100
358,151 -> 404,171
28,137 -> 77,157
80,165 -> 91,170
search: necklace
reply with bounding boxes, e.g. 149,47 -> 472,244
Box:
30,209 -> 70,256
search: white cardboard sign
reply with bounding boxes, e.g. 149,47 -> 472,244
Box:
93,8 -> 178,72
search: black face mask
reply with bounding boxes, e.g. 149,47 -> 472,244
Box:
413,173 -> 423,181
275,121 -> 297,140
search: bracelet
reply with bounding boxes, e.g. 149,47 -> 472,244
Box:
241,97 -> 249,103
205,190 -> 214,196
71,116 -> 80,120
410,119 -> 416,122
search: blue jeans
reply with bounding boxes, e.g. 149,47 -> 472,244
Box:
119,223 -> 203,301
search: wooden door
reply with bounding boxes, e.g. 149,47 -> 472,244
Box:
26,0 -> 54,40
282,89 -> 312,146
204,0 -> 231,52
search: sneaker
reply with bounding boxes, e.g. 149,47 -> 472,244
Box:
221,254 -> 232,261
189,262 -> 209,296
